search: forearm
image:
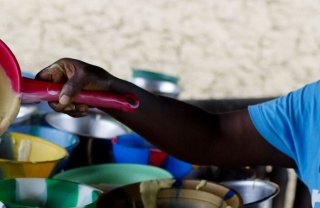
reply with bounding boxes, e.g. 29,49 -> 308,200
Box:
98,77 -> 296,167
98,76 -> 221,165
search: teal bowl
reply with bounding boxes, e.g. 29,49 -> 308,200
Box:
54,163 -> 173,193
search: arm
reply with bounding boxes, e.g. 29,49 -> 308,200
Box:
35,58 -> 296,168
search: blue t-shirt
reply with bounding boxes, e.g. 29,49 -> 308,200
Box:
248,80 -> 320,208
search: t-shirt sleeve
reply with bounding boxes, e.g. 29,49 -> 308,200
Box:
248,81 -> 320,175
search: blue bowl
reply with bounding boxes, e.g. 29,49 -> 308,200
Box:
112,133 -> 192,179
7,125 -> 80,171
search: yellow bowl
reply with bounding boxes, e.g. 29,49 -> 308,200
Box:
0,132 -> 68,179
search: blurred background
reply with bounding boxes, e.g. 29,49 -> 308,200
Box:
1,0 -> 320,100
1,0 -> 320,207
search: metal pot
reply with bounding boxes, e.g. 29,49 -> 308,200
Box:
45,111 -> 129,169
130,69 -> 181,98
221,180 -> 280,208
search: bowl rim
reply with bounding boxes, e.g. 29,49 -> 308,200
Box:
44,111 -> 130,139
53,163 -> 173,183
7,124 -> 80,150
0,132 -> 69,163
98,179 -> 243,207
132,68 -> 179,84
221,179 -> 280,206
0,177 -> 103,207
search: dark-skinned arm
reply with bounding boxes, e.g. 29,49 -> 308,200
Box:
35,58 -> 296,168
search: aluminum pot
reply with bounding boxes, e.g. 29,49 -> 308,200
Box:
130,69 -> 181,98
45,111 -> 130,169
221,180 -> 279,208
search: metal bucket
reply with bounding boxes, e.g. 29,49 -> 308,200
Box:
221,180 -> 279,208
130,69 -> 181,98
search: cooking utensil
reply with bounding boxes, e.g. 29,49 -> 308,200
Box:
45,111 -> 129,167
45,111 -> 129,139
130,68 -> 181,98
0,39 -> 139,134
221,180 -> 279,208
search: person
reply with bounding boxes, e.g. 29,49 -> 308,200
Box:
35,58 -> 319,208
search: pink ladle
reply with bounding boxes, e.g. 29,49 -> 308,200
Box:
0,39 -> 139,134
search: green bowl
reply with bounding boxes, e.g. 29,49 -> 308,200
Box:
0,178 -> 101,208
53,164 -> 173,193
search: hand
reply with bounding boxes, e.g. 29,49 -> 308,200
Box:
35,58 -> 111,117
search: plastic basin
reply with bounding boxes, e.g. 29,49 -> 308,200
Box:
112,133 -> 192,179
7,125 -> 79,170
0,132 -> 68,179
0,178 -> 101,207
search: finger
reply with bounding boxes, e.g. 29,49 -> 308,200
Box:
63,105 -> 89,117
64,104 -> 88,113
48,102 -> 76,112
63,104 -> 76,111
64,111 -> 89,118
58,71 -> 88,107
35,63 -> 68,83
75,104 -> 89,113
48,102 -> 65,112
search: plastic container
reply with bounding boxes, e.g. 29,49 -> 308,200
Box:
112,133 -> 192,179
0,132 -> 68,179
7,125 -> 79,171
54,163 -> 173,193
0,178 -> 101,207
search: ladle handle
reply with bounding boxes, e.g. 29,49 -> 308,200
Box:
20,77 -> 139,112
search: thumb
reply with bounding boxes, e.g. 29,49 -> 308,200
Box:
59,75 -> 87,106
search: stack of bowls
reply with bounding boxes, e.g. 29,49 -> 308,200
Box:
0,132 -> 68,179
130,69 -> 181,98
112,133 -> 192,179
7,125 -> 79,171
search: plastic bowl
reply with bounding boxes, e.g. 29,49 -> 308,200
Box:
0,132 -> 68,179
53,163 -> 173,193
112,133 -> 192,179
0,178 -> 101,208
7,125 -> 79,170
98,179 -> 243,208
